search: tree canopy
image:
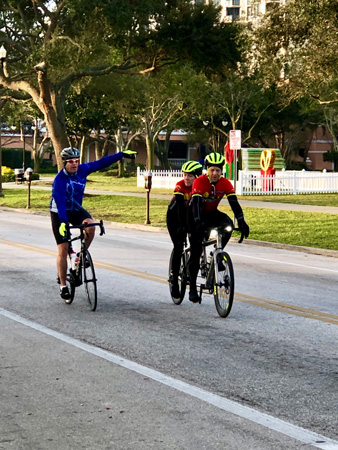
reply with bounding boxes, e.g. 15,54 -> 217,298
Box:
0,0 -> 244,169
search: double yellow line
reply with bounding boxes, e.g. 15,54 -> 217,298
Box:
1,237 -> 337,325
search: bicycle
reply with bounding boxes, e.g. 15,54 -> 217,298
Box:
64,220 -> 105,311
168,225 -> 244,318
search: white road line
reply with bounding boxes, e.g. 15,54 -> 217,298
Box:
230,252 -> 338,274
1,308 -> 337,449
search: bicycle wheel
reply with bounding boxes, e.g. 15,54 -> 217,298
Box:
82,250 -> 97,311
213,251 -> 234,318
65,272 -> 76,304
168,249 -> 187,305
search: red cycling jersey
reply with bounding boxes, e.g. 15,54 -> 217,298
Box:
171,179 -> 193,206
191,174 -> 235,212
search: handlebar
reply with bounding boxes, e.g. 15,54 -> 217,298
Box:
69,220 -> 105,236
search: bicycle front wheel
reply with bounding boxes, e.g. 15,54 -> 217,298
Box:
82,250 -> 97,311
168,249 -> 187,305
213,251 -> 234,318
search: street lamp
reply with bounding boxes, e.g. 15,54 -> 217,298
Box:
0,45 -> 7,198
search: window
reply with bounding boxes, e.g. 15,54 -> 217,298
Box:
227,7 -> 240,18
168,142 -> 188,159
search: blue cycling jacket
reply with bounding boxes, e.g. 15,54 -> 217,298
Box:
50,153 -> 124,223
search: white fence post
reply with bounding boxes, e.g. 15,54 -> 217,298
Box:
293,171 -> 297,195
237,170 -> 243,195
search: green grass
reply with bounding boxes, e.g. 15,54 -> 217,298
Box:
241,193 -> 338,207
1,187 -> 337,251
38,173 -> 338,206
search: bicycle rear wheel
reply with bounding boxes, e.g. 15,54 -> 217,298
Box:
65,272 -> 76,305
213,251 -> 234,318
168,249 -> 187,305
82,250 -> 97,311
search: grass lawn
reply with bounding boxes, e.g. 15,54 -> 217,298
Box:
38,173 -> 338,206
1,187 -> 338,251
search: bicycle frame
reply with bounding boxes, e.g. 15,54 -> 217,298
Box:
65,220 -> 105,310
68,220 -> 105,282
183,225 -> 242,295
201,225 -> 233,292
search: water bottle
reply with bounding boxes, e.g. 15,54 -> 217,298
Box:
207,252 -> 213,269
70,251 -> 79,271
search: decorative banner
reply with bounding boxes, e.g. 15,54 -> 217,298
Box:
260,149 -> 276,171
225,141 -> 233,163
225,141 -> 234,180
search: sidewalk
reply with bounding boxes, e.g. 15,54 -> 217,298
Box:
4,179 -> 338,214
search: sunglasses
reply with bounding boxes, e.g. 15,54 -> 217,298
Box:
67,159 -> 79,164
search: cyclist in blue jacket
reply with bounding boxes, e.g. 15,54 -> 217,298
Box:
50,147 -> 136,300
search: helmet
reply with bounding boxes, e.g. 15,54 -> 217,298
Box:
61,147 -> 80,162
204,152 -> 225,169
181,160 -> 203,177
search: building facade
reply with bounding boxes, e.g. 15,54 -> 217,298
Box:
194,0 -> 288,23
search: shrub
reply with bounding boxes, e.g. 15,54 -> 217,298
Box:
1,166 -> 14,175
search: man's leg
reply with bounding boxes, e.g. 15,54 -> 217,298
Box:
83,218 -> 95,249
187,233 -> 202,303
57,242 -> 69,286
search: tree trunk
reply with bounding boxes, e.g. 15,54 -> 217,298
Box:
146,135 -> 155,170
94,129 -> 101,160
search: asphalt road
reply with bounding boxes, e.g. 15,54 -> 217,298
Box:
1,209 -> 338,450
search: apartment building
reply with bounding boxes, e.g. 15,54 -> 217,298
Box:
194,0 -> 287,23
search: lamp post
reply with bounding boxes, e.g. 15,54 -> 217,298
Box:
0,45 -> 7,198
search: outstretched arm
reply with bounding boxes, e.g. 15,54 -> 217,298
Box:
84,150 -> 137,175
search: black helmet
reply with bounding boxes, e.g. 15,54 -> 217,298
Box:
181,160 -> 203,178
204,152 -> 225,169
61,147 -> 80,162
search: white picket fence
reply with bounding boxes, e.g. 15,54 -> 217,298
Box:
137,167 -> 184,189
137,167 -> 338,195
238,169 -> 338,195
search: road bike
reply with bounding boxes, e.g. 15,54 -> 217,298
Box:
64,221 -> 105,311
168,225 -> 243,318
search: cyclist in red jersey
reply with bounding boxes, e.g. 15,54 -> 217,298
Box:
187,152 -> 249,303
167,161 -> 203,299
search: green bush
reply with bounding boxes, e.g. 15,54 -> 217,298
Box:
38,159 -> 57,174
2,173 -> 15,182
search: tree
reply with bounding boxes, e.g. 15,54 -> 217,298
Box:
0,0 -> 243,170
254,0 -> 338,105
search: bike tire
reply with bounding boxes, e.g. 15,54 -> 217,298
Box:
82,250 -> 97,311
213,251 -> 234,318
168,249 -> 187,305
